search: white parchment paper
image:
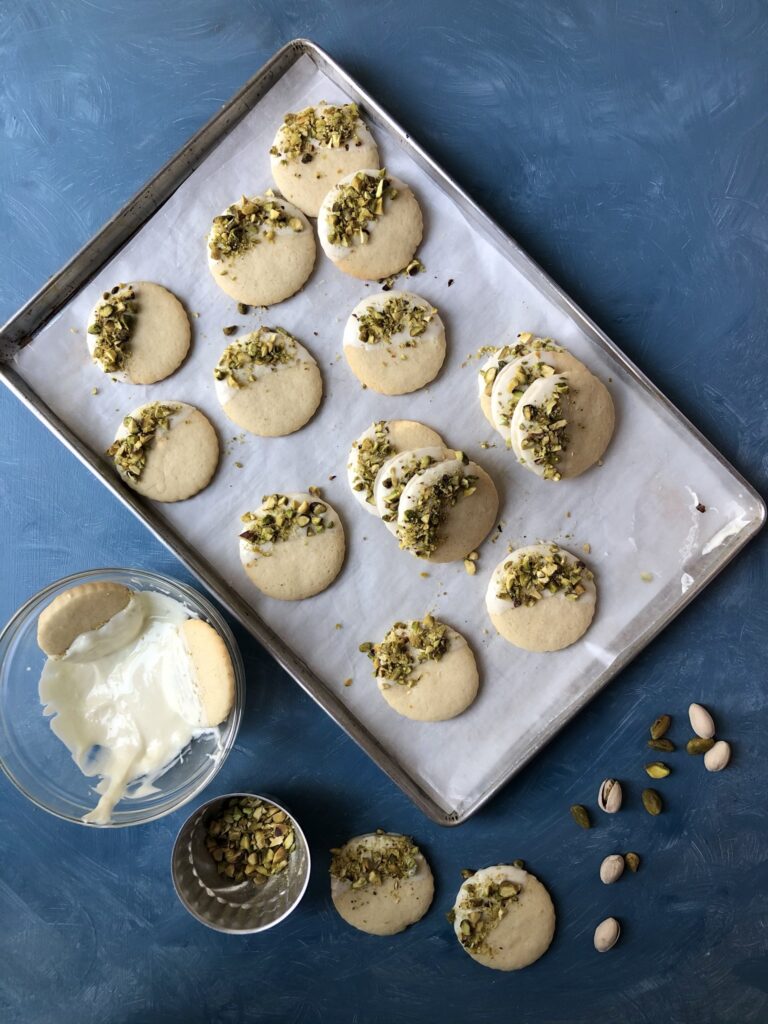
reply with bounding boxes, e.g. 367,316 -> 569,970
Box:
14,55 -> 762,818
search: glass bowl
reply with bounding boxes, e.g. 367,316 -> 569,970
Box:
0,568 -> 245,827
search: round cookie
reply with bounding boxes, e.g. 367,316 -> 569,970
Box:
86,281 -> 190,384
477,335 -> 585,427
347,419 -> 445,516
487,543 -> 596,652
452,865 -> 556,971
330,832 -> 434,936
107,401 -> 219,502
397,458 -> 499,563
317,169 -> 423,280
270,101 -> 380,218
374,446 -> 450,534
207,193 -> 315,307
179,619 -> 236,727
363,616 -> 479,722
239,492 -> 345,600
37,582 -> 133,657
214,326 -> 322,437
510,366 -> 614,480
343,291 -> 445,394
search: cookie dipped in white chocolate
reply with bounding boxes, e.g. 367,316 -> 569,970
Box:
374,447 -> 451,535
214,327 -> 322,437
346,419 -> 445,516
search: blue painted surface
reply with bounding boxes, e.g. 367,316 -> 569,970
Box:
1,1 -> 767,1021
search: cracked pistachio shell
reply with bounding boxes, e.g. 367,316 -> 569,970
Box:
597,778 -> 622,813
599,855 -> 625,885
704,740 -> 731,772
688,703 -> 715,739
594,917 -> 621,952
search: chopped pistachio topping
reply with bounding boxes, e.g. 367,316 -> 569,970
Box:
456,876 -> 523,954
518,378 -> 570,480
497,546 -> 591,606
496,361 -> 556,427
209,195 -> 304,260
481,334 -> 562,397
106,401 -> 179,481
88,283 -> 137,374
326,168 -> 398,247
240,493 -> 332,552
214,327 -> 296,388
397,466 -> 477,558
330,829 -> 420,889
205,796 -> 296,885
379,452 -> 439,522
357,295 -> 437,347
271,102 -> 363,161
351,421 -> 394,504
360,613 -> 449,687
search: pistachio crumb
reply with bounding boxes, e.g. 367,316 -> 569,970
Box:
343,678 -> 353,687
640,572 -> 654,582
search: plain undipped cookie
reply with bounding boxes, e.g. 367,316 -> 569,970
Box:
397,458 -> 499,563
107,401 -> 219,502
214,327 -> 322,437
86,281 -> 191,385
366,617 -> 479,722
487,543 -> 596,651
477,335 -> 586,426
317,169 -> 423,280
347,419 -> 445,516
330,832 -> 434,936
453,865 -> 556,971
207,193 -> 315,307
270,102 -> 380,218
179,619 -> 235,727
37,582 -> 133,657
343,290 -> 445,394
239,492 -> 345,600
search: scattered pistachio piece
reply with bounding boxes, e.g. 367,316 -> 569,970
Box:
343,678 -> 353,687
644,761 -> 671,779
236,302 -> 250,315
464,559 -> 477,575
597,778 -> 623,813
642,789 -> 663,816
594,917 -> 621,952
640,572 -> 654,582
686,737 -> 716,755
570,804 -> 591,829
624,852 -> 640,873
704,740 -> 731,772
688,703 -> 715,739
648,737 -> 675,752
650,714 -> 671,740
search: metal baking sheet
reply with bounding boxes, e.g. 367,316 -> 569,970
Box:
1,39 -> 764,825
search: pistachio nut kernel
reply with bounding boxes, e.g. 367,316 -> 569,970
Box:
362,615 -> 450,688
89,283 -> 137,374
214,326 -> 296,388
397,464 -> 477,558
240,493 -> 331,553
570,804 -> 591,830
624,852 -> 641,873
598,779 -> 623,814
330,829 -> 420,891
456,876 -> 523,954
271,102 -> 363,161
686,737 -> 716,755
648,737 -> 675,752
205,796 -> 297,885
642,788 -> 663,816
325,168 -> 398,248
352,421 -> 394,505
356,295 -> 437,347
644,761 -> 671,779
106,401 -> 179,482
518,377 -> 570,480
209,195 -> 303,261
496,545 -> 591,607
650,714 -> 672,740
